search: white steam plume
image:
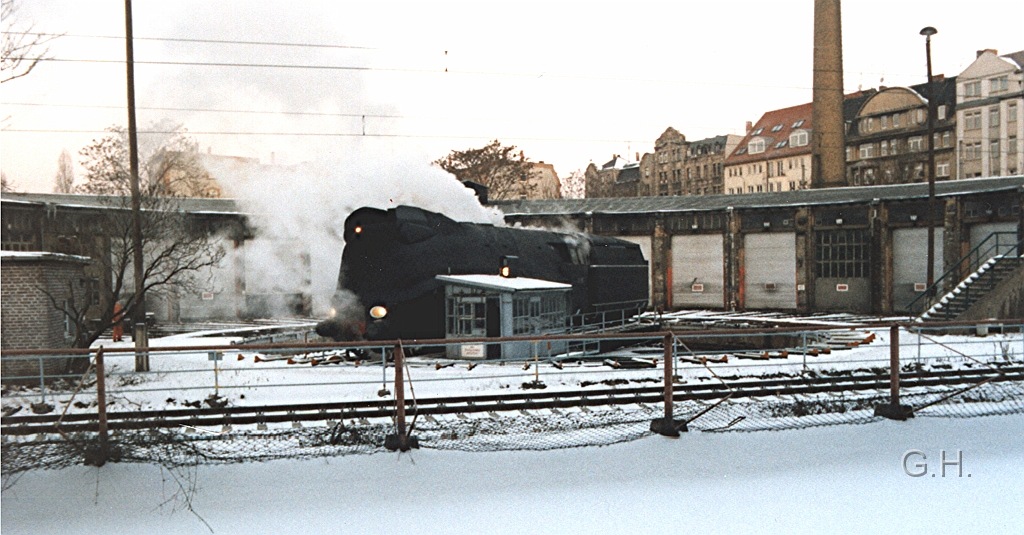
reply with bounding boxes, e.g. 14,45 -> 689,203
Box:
209,146 -> 503,317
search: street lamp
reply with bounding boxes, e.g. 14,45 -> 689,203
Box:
921,26 -> 938,296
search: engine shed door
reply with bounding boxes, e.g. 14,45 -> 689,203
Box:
743,233 -> 796,310
671,234 -> 725,309
892,227 -> 943,313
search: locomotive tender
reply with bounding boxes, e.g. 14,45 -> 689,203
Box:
315,205 -> 649,342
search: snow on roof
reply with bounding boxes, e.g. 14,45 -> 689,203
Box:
435,274 -> 572,292
0,251 -> 94,264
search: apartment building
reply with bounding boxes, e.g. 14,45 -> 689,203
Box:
956,49 -> 1024,178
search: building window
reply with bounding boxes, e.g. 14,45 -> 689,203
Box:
816,229 -> 870,278
752,128 -> 763,135
748,186 -> 754,193
890,139 -> 899,155
914,163 -> 925,180
990,140 -> 1000,166
964,81 -> 981,98
789,181 -> 796,190
777,161 -> 784,175
937,105 -> 947,121
942,131 -> 951,148
748,138 -> 765,154
859,144 -> 875,159
770,124 -> 783,132
965,142 -> 982,160
880,140 -> 889,156
908,136 -> 923,152
916,109 -> 925,123
1009,136 -> 1018,156
881,115 -> 888,129
965,111 -> 982,130
1009,102 -> 1018,123
865,117 -> 874,132
990,107 -> 1001,127
936,161 -> 950,177
845,147 -> 853,161
792,120 -> 805,128
775,140 -> 788,149
789,130 -> 808,147
892,113 -> 900,128
990,76 -> 1009,93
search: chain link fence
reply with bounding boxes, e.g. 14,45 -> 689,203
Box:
4,321 -> 1024,485
5,378 -> 1024,486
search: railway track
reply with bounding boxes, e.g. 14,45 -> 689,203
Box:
3,366 -> 1021,436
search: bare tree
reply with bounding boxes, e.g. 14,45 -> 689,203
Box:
53,148 -> 74,193
43,193 -> 226,349
40,124 -> 226,349
77,121 -> 214,198
1,170 -> 16,192
560,168 -> 586,199
433,139 -> 537,201
1,0 -> 62,83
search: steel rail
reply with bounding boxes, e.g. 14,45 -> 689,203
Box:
3,367 -> 1020,435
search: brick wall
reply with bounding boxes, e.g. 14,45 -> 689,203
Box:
2,254 -> 91,381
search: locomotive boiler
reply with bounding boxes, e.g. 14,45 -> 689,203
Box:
315,205 -> 648,342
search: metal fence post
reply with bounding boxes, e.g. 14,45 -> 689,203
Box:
874,325 -> 913,420
85,346 -> 110,466
651,333 -> 685,436
385,341 -> 418,451
38,356 -> 47,406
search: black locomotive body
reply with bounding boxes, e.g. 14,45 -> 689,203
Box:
315,205 -> 648,341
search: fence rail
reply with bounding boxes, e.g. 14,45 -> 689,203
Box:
2,318 -> 1022,473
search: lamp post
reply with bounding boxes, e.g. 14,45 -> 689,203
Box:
921,26 -> 938,295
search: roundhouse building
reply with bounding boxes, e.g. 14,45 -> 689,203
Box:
495,176 -> 1023,315
4,178 -> 1022,323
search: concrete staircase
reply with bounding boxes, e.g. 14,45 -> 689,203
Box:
920,254 -> 1024,322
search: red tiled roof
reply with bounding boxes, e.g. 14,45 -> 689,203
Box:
725,102 -> 813,166
725,91 -> 874,166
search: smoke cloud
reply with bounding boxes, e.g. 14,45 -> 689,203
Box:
209,144 -> 503,317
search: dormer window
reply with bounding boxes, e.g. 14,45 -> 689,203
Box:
789,130 -> 808,147
748,138 -> 766,154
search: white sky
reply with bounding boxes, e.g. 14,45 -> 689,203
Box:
2,0 -> 1023,193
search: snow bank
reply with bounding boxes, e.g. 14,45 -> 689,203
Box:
3,414 -> 1022,534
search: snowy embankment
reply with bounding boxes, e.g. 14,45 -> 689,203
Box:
2,414 -> 1022,535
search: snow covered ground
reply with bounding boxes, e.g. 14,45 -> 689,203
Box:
2,413 -> 1022,534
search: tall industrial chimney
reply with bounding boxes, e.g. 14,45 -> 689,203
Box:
811,0 -> 845,188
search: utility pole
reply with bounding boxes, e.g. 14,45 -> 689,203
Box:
921,26 -> 938,295
125,0 -> 148,371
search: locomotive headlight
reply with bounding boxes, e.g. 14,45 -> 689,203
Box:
369,305 -> 388,319
328,308 -> 337,318
500,265 -> 511,278
353,226 -> 363,235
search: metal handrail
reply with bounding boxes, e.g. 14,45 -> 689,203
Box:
908,232 -> 1023,316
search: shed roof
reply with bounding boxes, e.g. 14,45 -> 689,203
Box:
436,274 -> 572,292
0,251 -> 94,264
493,175 -> 1024,216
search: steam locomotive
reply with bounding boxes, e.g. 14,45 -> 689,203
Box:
315,205 -> 648,341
